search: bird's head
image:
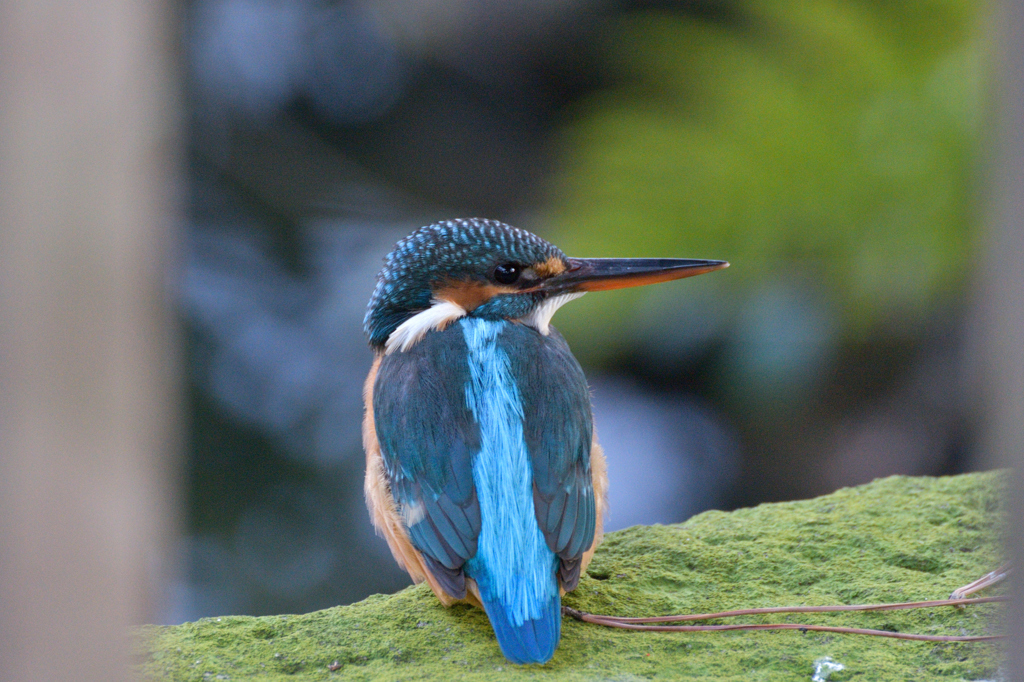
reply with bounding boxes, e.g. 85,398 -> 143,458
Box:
364,218 -> 728,354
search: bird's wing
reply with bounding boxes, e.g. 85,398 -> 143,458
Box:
503,325 -> 595,590
373,326 -> 482,598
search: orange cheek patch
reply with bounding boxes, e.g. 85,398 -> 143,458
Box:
532,256 -> 567,278
433,280 -> 518,312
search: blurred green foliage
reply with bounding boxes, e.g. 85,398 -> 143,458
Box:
545,0 -> 990,365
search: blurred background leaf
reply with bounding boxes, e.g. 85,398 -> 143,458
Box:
547,0 -> 987,366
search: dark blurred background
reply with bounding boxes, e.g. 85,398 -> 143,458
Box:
171,0 -> 994,622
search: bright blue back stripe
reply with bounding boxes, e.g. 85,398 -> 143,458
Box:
460,318 -> 559,628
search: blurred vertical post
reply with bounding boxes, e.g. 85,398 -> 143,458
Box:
0,1 -> 179,681
981,1 -> 1024,676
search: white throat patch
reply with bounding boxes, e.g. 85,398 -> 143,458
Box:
522,292 -> 586,335
385,299 -> 467,354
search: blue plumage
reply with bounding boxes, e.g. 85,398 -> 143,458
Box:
505,323 -> 595,574
461,318 -> 561,662
479,591 -> 561,665
373,328 -> 481,597
375,318 -> 584,663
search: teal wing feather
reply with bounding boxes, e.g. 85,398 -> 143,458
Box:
500,324 -> 595,590
373,326 -> 481,598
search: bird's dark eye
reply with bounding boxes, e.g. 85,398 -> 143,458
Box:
493,262 -> 521,285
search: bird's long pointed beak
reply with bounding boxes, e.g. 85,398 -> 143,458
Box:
534,257 -> 729,294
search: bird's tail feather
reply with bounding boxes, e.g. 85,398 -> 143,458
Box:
480,593 -> 561,665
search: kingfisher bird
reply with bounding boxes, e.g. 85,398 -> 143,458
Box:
363,218 -> 727,664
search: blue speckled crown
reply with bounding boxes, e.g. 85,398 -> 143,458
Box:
364,219 -> 566,348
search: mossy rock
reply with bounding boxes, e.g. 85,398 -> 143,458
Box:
140,472 -> 1005,681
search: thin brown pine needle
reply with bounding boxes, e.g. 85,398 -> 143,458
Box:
563,568 -> 1009,643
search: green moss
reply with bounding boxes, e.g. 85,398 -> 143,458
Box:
141,472 -> 1005,681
